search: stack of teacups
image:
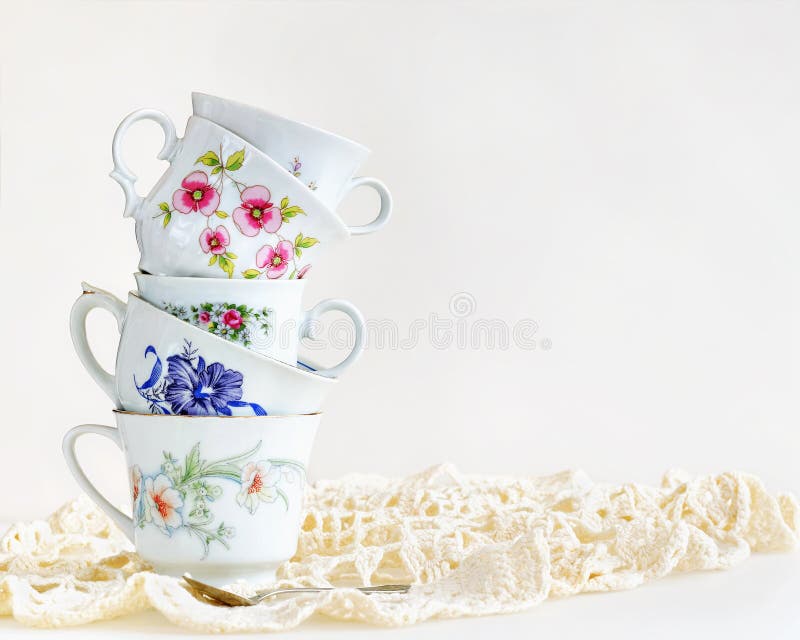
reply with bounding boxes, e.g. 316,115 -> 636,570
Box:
62,94 -> 391,585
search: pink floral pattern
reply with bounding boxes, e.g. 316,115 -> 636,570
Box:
155,146 -> 319,279
172,171 -> 220,216
232,186 -> 282,236
162,302 -> 271,349
222,309 -> 243,329
199,226 -> 230,255
255,241 -> 294,279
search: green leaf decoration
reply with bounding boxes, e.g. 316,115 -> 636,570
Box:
162,212 -> 171,228
281,205 -> 305,218
211,166 -> 222,175
288,269 -> 297,279
184,444 -> 202,481
280,196 -> 289,210
225,149 -> 245,171
215,210 -> 228,219
208,255 -> 218,266
295,233 -> 303,246
219,256 -> 234,278
225,251 -> 238,260
242,269 -> 261,279
196,151 -> 220,167
198,468 -> 242,483
298,236 -> 319,249
295,247 -> 302,258
159,202 -> 170,212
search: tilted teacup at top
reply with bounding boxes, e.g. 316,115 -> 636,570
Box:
111,113 -> 390,279
63,411 -> 319,586
192,92 -> 391,214
70,284 -> 337,417
134,273 -> 365,376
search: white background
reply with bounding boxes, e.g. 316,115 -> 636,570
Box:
0,0 -> 798,538
1,2 -> 799,637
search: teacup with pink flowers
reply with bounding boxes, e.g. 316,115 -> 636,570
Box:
111,112 -> 386,280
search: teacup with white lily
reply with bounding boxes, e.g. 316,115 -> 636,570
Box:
63,410 -> 319,586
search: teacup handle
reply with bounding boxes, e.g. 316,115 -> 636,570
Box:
70,282 -> 127,408
62,424 -> 134,543
110,109 -> 180,218
339,177 -> 393,236
300,299 -> 366,378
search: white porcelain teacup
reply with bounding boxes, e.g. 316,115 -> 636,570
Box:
192,92 -> 389,213
134,274 -> 364,371
63,410 -> 319,586
111,113 -> 390,279
70,284 -> 339,416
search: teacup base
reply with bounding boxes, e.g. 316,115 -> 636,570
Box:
155,562 -> 280,588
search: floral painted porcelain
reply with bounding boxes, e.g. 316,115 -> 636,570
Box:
134,274 -> 365,374
192,92 -> 391,216
70,284 -> 337,416
111,113 -> 389,279
62,411 -> 319,585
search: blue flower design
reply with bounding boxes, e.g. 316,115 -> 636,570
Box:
135,341 -> 266,416
164,353 -> 243,415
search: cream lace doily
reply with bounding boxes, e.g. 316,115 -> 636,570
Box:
0,464 -> 797,632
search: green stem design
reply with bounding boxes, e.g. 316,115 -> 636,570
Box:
139,442 -> 306,559
178,441 -> 263,488
276,487 -> 289,511
185,523 -> 232,558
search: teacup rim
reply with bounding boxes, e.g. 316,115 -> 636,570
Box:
133,272 -> 307,287
113,408 -> 322,419
125,291 -> 339,384
192,91 -> 372,156
188,115 -> 351,238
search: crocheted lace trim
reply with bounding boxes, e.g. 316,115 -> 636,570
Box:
0,465 -> 797,632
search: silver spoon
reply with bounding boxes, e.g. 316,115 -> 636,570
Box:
182,574 -> 411,607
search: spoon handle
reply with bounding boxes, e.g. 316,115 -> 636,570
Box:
254,587 -> 332,600
357,584 -> 411,593
254,584 -> 411,602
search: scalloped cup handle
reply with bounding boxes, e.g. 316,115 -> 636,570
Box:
110,109 -> 180,218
